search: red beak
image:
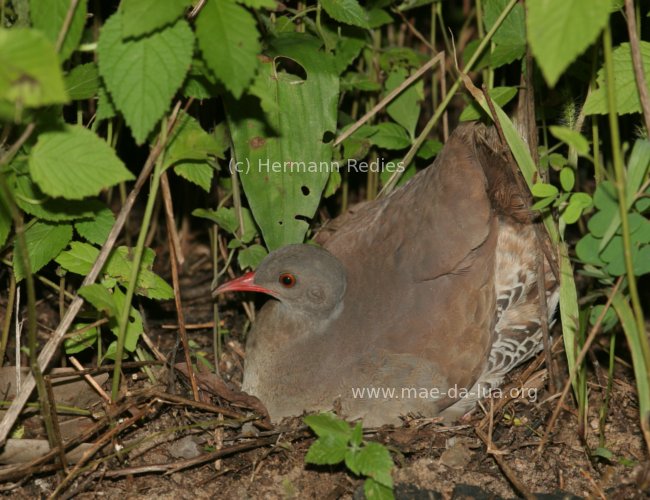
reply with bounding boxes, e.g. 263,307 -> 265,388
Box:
212,271 -> 279,298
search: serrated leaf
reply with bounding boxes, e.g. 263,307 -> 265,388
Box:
321,0 -> 370,29
304,412 -> 353,440
550,126 -> 590,156
195,0 -> 260,98
64,324 -> 98,354
559,167 -> 575,192
531,182 -> 558,198
0,28 -> 68,107
121,0 -> 190,38
55,241 -> 99,275
75,207 -> 115,245
194,207 -> 238,234
585,42 -> 650,115
30,0 -> 87,62
239,0 -> 277,7
370,122 -> 411,150
79,283 -> 118,316
65,62 -> 99,100
14,173 -> 104,221
29,125 -> 134,200
528,0 -> 610,87
356,442 -> 394,488
106,247 -> 174,300
304,435 -> 348,465
98,13 -> 194,144
237,244 -> 268,270
13,222 -> 73,281
364,478 -> 394,500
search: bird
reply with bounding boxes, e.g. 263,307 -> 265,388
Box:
214,122 -> 559,426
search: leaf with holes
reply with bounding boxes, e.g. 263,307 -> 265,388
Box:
98,12 -> 194,144
226,34 -> 339,250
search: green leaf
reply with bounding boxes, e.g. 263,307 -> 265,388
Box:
238,0 -> 277,7
550,126 -> 590,156
364,478 -> 394,500
79,283 -> 118,316
237,244 -> 268,270
370,122 -> 411,150
120,0 -> 190,38
0,28 -> 68,107
416,139 -> 443,160
528,0 -> 610,87
75,207 -> 115,245
559,167 -> 575,192
304,412 -> 353,440
195,0 -> 260,98
109,286 -> 143,353
65,62 -> 99,100
589,305 -> 618,333
484,0 -> 526,67
626,139 -> 650,198
106,247 -> 174,300
13,174 -> 104,222
460,86 -> 517,121
584,42 -> 650,115
227,34 -> 339,250
64,324 -> 98,355
531,196 -> 556,211
13,222 -> 73,281
354,442 -> 394,488
98,13 -> 194,144
384,67 -> 422,140
562,199 -> 583,224
29,125 -> 134,200
193,207 -> 238,234
321,0 -> 370,29
304,435 -> 348,465
576,234 -> 605,266
55,241 -> 99,275
531,182 -> 559,198
30,0 -> 87,62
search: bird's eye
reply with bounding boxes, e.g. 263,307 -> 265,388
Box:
279,273 -> 296,288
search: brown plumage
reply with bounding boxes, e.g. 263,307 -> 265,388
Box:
214,122 -> 558,426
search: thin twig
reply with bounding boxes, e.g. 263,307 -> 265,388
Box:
55,0 -> 81,53
624,0 -> 650,136
334,52 -> 445,147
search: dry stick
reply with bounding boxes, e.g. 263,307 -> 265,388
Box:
0,103 -> 183,445
624,0 -> 650,136
50,406 -> 149,499
537,277 -> 623,454
482,87 -> 557,391
333,52 -> 445,148
475,426 -> 534,500
54,0 -> 81,52
68,356 -> 111,403
167,225 -> 199,401
160,172 -> 185,267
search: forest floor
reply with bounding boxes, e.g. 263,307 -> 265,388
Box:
1,238 -> 649,499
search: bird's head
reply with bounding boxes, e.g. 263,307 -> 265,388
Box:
213,244 -> 347,317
